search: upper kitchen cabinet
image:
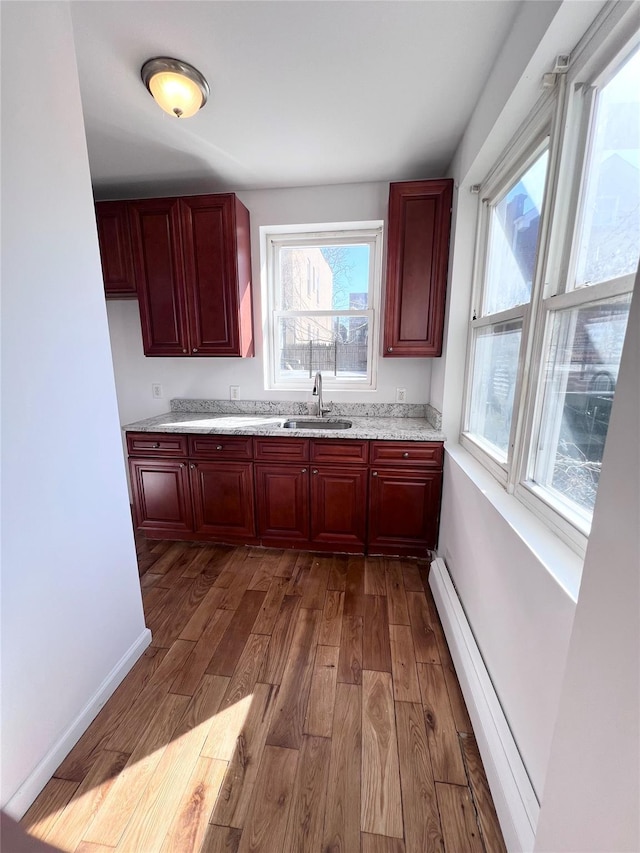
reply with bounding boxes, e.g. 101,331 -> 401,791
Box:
383,179 -> 453,357
128,193 -> 254,357
95,201 -> 137,299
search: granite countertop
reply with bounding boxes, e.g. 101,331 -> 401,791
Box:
123,402 -> 445,443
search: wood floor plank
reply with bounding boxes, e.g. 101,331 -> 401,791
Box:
406,591 -> 441,664
389,623 -> 421,703
147,541 -> 188,575
395,701 -> 444,853
237,745 -> 299,853
180,543 -> 234,579
21,778 -> 79,840
272,550 -> 298,579
401,562 -> 424,592
344,555 -> 365,616
266,607 -> 320,749
300,555 -> 331,610
361,834 -> 406,853
286,551 -> 314,596
385,560 -> 410,626
435,782 -> 484,853
83,692 -> 190,846
45,750 -> 129,850
200,825 -> 242,853
141,571 -> 164,591
323,683 -> 361,853
251,576 -> 289,635
337,614 -> 363,685
460,732 -> 507,853
206,590 -> 266,677
363,594 -> 392,672
160,756 -> 228,853
417,663 -> 467,785
318,589 -> 345,647
210,682 -> 280,830
105,639 -> 195,753
247,553 -> 279,591
54,646 -> 168,782
152,577 -> 216,649
361,670 -> 403,839
219,553 -> 257,610
304,644 -> 339,738
282,735 -> 331,853
364,556 -> 387,596
257,595 -> 301,685
327,553 -> 348,591
202,634 -> 271,762
114,674 -> 229,852
441,651 -> 474,735
171,608 -> 235,696
178,586 -> 226,642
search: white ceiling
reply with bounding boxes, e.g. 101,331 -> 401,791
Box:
70,0 -> 523,198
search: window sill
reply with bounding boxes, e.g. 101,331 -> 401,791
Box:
444,442 -> 584,602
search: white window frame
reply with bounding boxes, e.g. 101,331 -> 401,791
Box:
261,222 -> 384,391
461,6 -> 639,557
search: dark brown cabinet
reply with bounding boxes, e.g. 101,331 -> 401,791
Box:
255,463 -> 310,545
129,458 -> 193,534
120,193 -> 252,357
95,201 -> 137,299
190,460 -> 256,540
310,465 -> 368,548
368,468 -> 441,553
383,179 -> 453,357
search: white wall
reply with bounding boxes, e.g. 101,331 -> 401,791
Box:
534,271 -> 639,851
106,182 -> 432,428
0,1 -> 148,814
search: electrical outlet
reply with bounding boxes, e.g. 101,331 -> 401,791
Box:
396,387 -> 406,403
229,385 -> 240,401
152,383 -> 163,399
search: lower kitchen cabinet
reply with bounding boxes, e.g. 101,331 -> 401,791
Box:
129,458 -> 193,534
190,460 -> 256,541
368,467 -> 441,553
255,463 -> 310,545
310,465 -> 368,548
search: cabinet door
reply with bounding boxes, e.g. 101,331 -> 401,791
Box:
95,201 -> 137,298
311,465 -> 367,548
181,195 -> 253,356
129,197 -> 190,356
129,458 -> 193,534
368,468 -> 442,552
383,179 -> 453,357
255,463 -> 310,544
190,461 -> 255,540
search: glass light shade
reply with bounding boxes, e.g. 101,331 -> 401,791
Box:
141,58 -> 209,119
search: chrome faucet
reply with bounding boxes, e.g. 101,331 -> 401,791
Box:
312,371 -> 331,417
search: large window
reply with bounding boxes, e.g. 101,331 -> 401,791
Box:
263,224 -> 383,390
463,29 -> 639,553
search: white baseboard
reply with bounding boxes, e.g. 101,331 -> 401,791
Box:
4,627 -> 152,819
429,557 -> 539,853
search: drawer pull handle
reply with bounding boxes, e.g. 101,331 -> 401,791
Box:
301,468 -> 307,473
372,471 -> 378,476
312,469 -> 318,474
216,445 -> 223,451
403,452 -> 409,458
152,442 -> 160,448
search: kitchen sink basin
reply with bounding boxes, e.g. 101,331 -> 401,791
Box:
282,419 -> 352,430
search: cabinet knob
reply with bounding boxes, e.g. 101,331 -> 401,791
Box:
153,442 -> 160,448
301,468 -> 307,473
192,348 -> 198,353
372,471 -> 378,476
182,349 -> 187,353
190,463 -> 196,469
312,469 -> 318,474
179,463 -> 185,468
403,452 -> 409,458
216,445 -> 223,451
387,347 -> 393,352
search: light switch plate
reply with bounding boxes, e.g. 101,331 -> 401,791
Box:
230,385 -> 240,400
152,383 -> 163,399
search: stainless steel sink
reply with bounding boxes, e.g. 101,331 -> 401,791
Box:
282,419 -> 352,430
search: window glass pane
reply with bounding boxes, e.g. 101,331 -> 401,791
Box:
484,150 -> 549,315
467,320 -> 523,461
532,293 -> 631,515
276,315 -> 369,382
575,49 -> 640,287
280,245 -> 371,310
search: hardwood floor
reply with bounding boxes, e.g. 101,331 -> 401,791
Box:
22,537 -> 506,853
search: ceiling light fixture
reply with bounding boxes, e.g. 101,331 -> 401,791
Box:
141,57 -> 209,119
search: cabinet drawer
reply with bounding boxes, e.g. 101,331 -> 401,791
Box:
126,432 -> 188,457
254,437 -> 309,462
188,435 -> 253,460
370,441 -> 443,468
311,439 -> 368,465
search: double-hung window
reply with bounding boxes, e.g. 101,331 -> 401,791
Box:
463,19 -> 639,555
262,223 -> 383,391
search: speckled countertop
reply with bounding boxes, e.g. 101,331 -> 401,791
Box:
123,400 -> 445,442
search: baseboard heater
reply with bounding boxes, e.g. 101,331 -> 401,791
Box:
429,557 -> 539,853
